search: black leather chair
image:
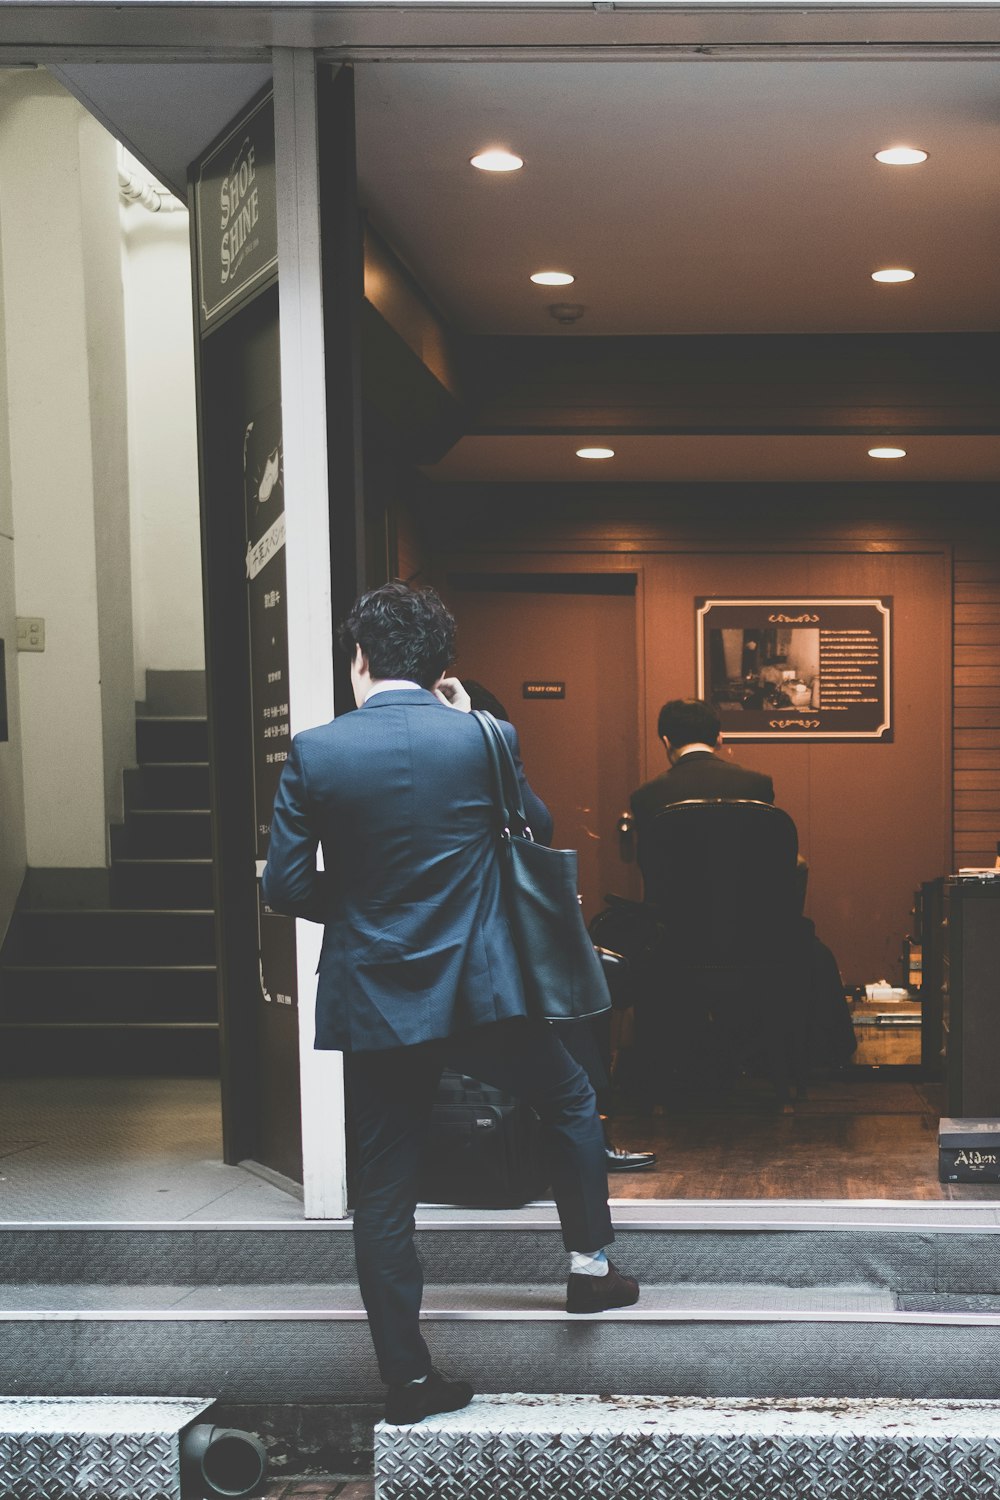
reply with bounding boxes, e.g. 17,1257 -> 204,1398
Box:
628,798 -> 806,1109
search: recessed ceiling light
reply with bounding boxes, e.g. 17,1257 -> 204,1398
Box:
875,146 -> 928,166
470,149 -> 523,173
530,271 -> 575,286
868,446 -> 907,459
576,447 -> 615,460
871,268 -> 916,284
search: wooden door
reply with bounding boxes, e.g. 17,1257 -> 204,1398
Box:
444,579 -> 642,921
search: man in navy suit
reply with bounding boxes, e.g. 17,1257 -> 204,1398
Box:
263,583 -> 638,1425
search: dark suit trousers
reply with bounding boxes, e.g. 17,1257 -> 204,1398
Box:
345,1016 -> 614,1385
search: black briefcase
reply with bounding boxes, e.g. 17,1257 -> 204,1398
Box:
417,1071 -> 548,1208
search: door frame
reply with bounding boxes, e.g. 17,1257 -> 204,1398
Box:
22,18 -> 995,1213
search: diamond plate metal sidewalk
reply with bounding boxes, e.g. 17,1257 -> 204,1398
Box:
375,1394 -> 1000,1500
0,1397 -> 214,1500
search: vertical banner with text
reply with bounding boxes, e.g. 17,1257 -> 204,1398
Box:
244,402 -> 298,1016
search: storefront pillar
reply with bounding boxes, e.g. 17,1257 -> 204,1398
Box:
273,48 -> 346,1219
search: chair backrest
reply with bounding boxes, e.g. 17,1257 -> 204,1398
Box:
641,798 -> 800,968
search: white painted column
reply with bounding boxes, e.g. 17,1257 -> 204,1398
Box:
0,186 -> 27,944
273,48 -> 347,1220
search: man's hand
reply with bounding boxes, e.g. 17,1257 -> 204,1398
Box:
434,675 -> 472,713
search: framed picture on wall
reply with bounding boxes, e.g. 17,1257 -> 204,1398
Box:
695,597 -> 892,741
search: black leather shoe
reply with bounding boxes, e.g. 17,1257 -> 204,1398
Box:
605,1145 -> 657,1172
566,1259 -> 640,1315
384,1368 -> 475,1426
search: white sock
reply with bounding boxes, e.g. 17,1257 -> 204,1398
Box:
570,1248 -> 610,1277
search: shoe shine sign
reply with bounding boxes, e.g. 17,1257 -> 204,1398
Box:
192,87 -> 278,332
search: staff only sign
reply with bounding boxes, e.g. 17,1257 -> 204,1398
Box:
193,90 -> 278,331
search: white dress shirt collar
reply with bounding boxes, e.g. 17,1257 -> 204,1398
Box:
364,679 -> 423,702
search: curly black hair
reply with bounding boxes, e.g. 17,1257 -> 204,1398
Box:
338,581 -> 456,689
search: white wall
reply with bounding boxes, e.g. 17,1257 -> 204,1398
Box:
0,200 -> 27,940
81,114 -> 136,826
0,72 -> 132,868
0,73 -> 203,896
0,536 -> 26,937
120,181 -> 204,700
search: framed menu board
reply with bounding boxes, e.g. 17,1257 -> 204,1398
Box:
696,597 -> 892,741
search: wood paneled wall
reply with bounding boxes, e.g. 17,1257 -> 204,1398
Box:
414,482 -> 1000,908
954,546 -> 1000,869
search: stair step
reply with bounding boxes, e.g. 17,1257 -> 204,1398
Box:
5,1281 -> 1000,1402
0,1023 -> 219,1076
0,1281 -> 899,1318
5,1207 -> 1000,1290
7,909 -> 215,965
0,1397 -> 214,1500
898,1292 -> 1000,1313
110,859 -> 214,909
374,1395 -> 1000,1500
0,964 -> 217,1020
124,763 -> 210,812
136,718 -> 208,764
143,670 -> 208,717
112,811 -> 212,859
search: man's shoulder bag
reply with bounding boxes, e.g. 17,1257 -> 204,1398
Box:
472,710 -> 611,1024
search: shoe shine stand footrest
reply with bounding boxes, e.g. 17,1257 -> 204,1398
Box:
0,1398 -> 214,1500
375,1394 -> 1000,1500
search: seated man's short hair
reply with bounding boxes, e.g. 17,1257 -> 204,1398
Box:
657,698 -> 722,748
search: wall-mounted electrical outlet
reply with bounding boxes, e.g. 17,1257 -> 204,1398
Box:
16,616 -> 45,652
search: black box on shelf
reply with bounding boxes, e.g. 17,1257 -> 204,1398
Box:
939,1117 -> 1000,1183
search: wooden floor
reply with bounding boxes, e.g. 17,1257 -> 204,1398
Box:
605,1072 -> 1000,1201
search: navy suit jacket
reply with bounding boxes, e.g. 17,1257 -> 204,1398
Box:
261,689 -> 551,1053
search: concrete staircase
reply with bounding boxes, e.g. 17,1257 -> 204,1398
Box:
3,1204 -> 1000,1443
0,671 -> 217,1075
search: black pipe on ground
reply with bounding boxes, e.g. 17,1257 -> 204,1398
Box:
180,1422 -> 268,1498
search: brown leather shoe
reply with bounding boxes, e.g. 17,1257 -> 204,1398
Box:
566,1259 -> 640,1314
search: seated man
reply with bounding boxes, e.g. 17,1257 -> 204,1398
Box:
627,697 -> 843,1103
630,698 -> 774,895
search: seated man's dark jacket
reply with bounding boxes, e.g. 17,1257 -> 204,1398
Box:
262,690 -> 550,1053
630,750 -> 774,895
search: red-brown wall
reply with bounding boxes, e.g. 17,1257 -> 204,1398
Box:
432,541 -> 948,988
412,486 -> 999,989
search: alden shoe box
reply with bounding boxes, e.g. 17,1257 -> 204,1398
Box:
939,1117 -> 1000,1183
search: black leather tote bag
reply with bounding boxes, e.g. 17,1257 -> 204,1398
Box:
472,710 -> 611,1023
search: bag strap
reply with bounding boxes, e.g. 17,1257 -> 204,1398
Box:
470,710 -> 534,840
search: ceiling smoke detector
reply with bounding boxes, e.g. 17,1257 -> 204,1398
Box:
549,302 -> 585,325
